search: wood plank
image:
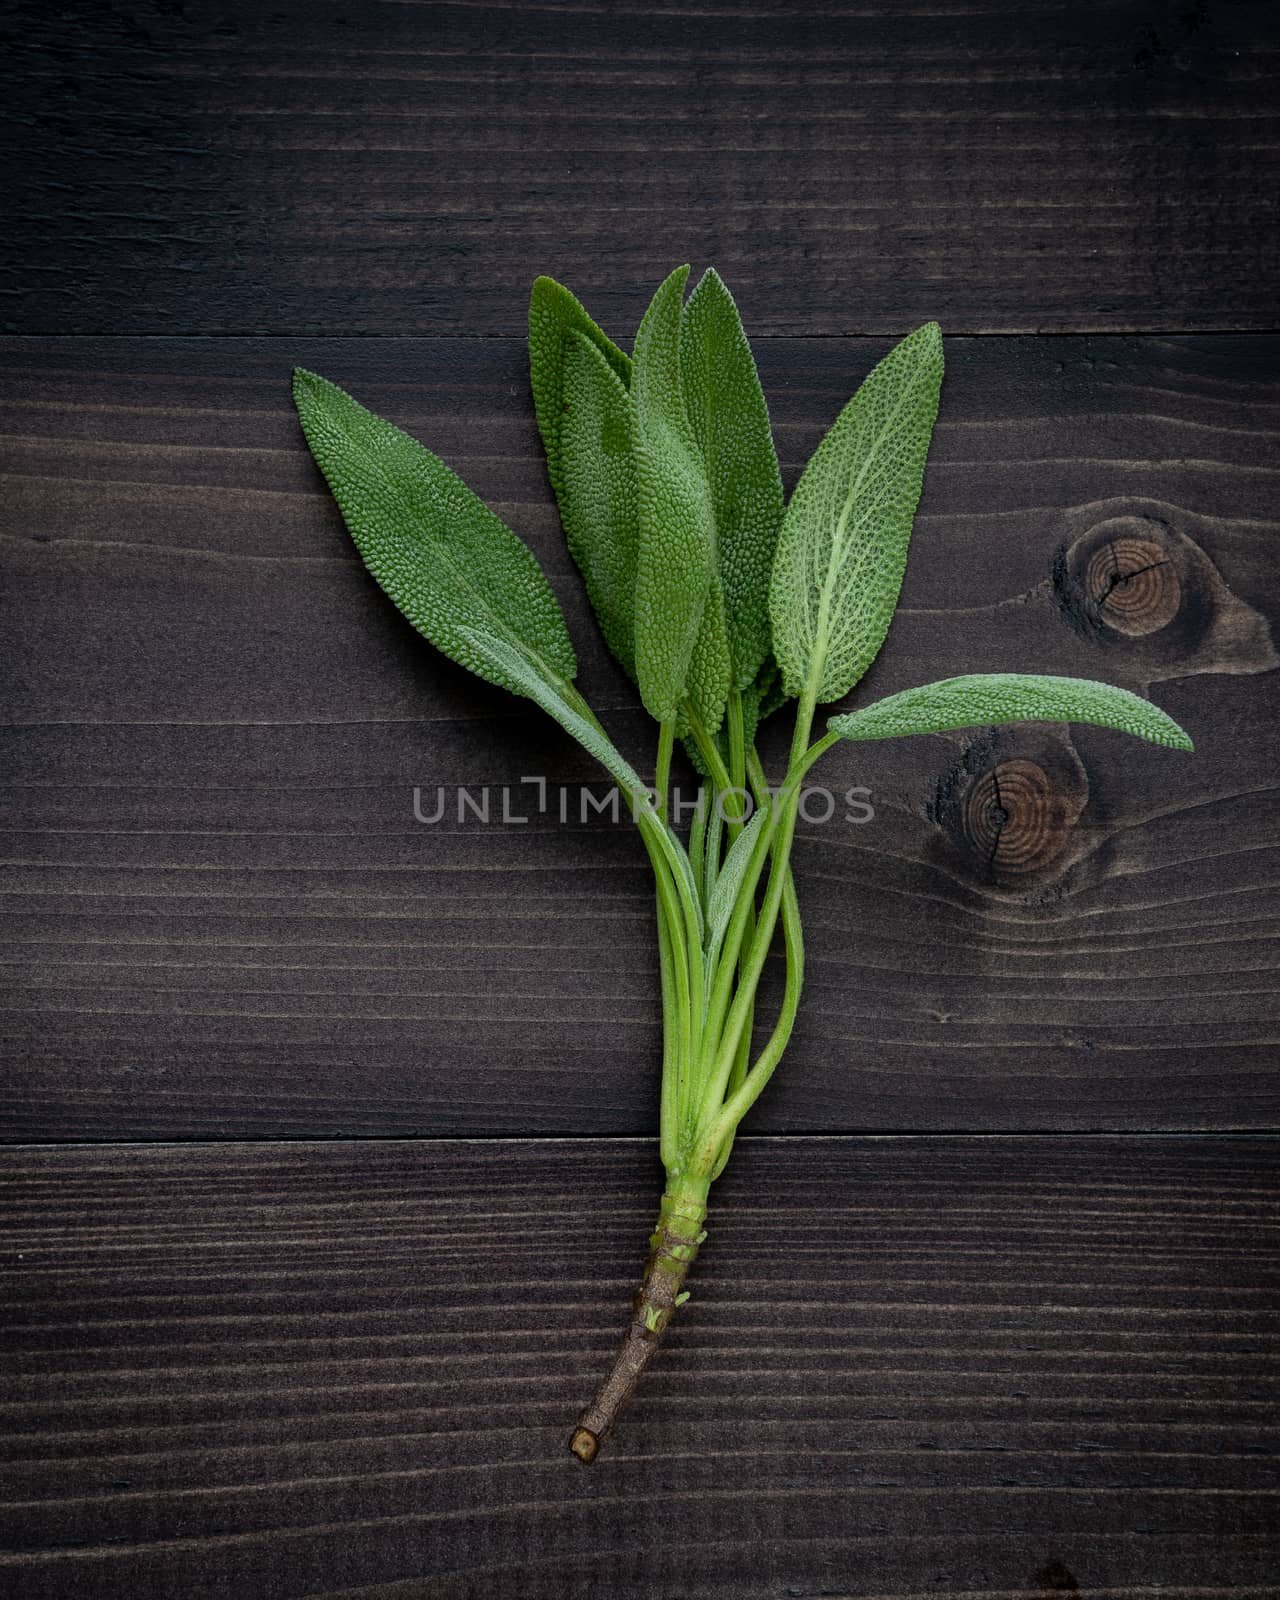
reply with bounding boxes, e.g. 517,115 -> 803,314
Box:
3,334 -> 1278,1139
2,0 -> 1278,337
0,1135 -> 1275,1597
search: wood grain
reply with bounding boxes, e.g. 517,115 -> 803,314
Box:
1,1135 -> 1275,1597
3,0 -> 1278,337
3,334 -> 1277,1139
5,7 -> 1275,1591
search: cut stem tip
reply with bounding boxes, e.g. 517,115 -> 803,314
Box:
569,1427 -> 600,1464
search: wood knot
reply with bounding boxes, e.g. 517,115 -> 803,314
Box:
931,731 -> 1091,890
1081,529 -> 1181,637
965,759 -> 1072,878
1056,515 -> 1185,643
1051,503 -> 1276,681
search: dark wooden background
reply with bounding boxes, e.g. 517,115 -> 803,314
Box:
2,2 -> 1277,1594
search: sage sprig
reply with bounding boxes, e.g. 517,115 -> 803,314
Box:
292,267 -> 1193,1464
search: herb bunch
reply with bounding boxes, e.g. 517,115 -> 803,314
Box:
292,266 -> 1192,1462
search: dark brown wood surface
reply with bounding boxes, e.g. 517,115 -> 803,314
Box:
2,1 -> 1277,1593
3,1137 -> 1277,1597
3,334 -> 1277,1138
3,0 -> 1278,337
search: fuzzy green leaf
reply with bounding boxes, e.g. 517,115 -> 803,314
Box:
737,679 -> 763,753
682,576 -> 733,735
681,268 -> 784,690
293,369 -> 576,693
770,322 -> 943,705
827,673 -> 1194,750
632,265 -> 724,727
528,276 -> 631,501
756,666 -> 790,724
559,332 -> 641,679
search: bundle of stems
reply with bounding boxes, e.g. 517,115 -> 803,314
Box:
291,263 -> 1193,1463
571,688 -> 820,1460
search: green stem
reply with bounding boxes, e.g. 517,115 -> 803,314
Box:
567,688 -> 702,966
685,710 -> 733,803
710,746 -> 804,1180
725,690 -> 755,1093
708,858 -> 804,1176
574,698 -> 831,1457
702,795 -> 723,905
635,820 -> 693,1155
790,686 -> 819,786
699,797 -> 778,1055
689,689 -> 817,1173
688,781 -> 708,890
650,719 -> 688,1160
685,700 -> 773,1070
725,691 -> 748,844
654,877 -> 680,1168
799,728 -> 839,774
634,816 -> 702,1164
632,806 -> 703,1028
655,718 -> 674,819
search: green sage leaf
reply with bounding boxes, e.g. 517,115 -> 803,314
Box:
528,276 -> 631,502
559,332 -> 641,679
770,322 -> 944,704
293,369 -> 576,693
681,268 -> 784,690
754,657 -> 789,726
827,673 -> 1193,750
632,264 -> 724,727
682,575 -> 733,735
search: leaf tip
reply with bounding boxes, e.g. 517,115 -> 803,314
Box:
529,274 -> 564,305
291,369 -> 328,435
659,262 -> 692,299
917,320 -> 944,364
687,264 -> 743,322
291,366 -> 336,417
1146,702 -> 1194,752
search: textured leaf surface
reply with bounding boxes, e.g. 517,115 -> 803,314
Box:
756,664 -> 790,724
528,276 -> 631,501
559,332 -> 640,678
770,322 -> 943,704
682,268 -> 784,690
682,575 -> 733,735
828,673 -> 1194,750
632,265 -> 722,725
293,370 -> 576,692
